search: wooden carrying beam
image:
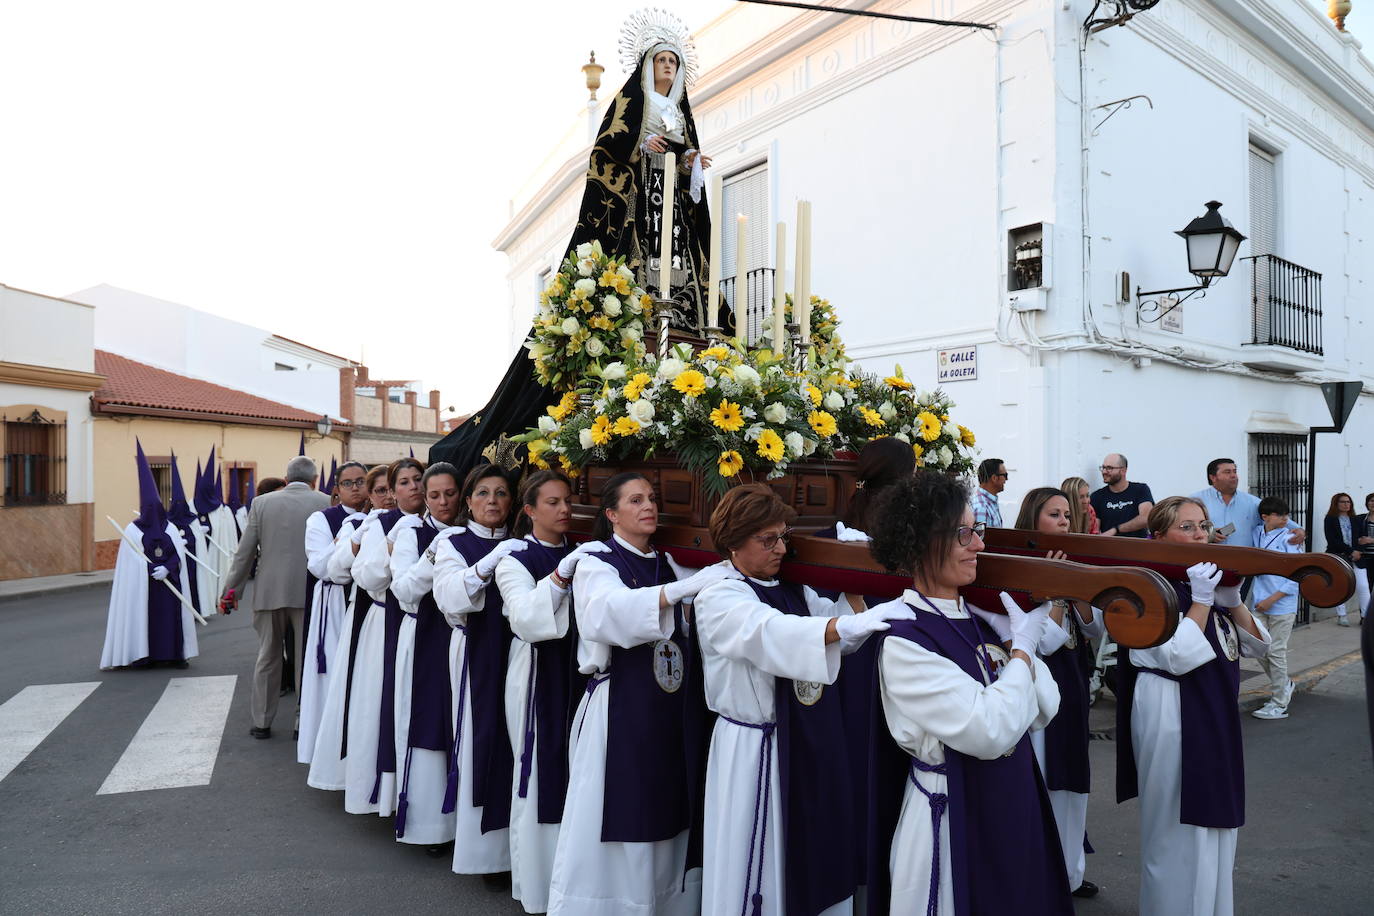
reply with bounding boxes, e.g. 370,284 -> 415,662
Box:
647,525 -> 1180,649
981,528 -> 1356,608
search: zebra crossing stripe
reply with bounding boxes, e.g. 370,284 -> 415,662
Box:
97,675 -> 237,795
0,682 -> 101,783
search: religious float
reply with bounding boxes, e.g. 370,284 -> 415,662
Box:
430,9 -> 1355,648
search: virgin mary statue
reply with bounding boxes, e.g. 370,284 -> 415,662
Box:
432,8 -> 714,472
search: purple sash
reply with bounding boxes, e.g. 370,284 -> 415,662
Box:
1039,609 -> 1092,793
304,505 -> 351,675
443,529 -> 514,833
743,579 -> 858,916
510,540 -> 585,824
1115,582 -> 1246,828
868,605 -> 1071,916
372,509 -> 406,799
405,521 -> 453,754
169,518 -> 201,615
339,585 -> 375,758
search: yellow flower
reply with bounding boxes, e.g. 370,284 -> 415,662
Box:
672,369 -> 707,397
756,429 -> 785,462
547,391 -> 577,422
807,410 -> 837,437
613,416 -> 641,437
590,415 -> 612,445
611,275 -> 631,295
598,268 -> 619,288
958,424 -> 976,447
710,400 -> 745,432
858,405 -> 886,428
623,372 -> 652,401
718,450 -> 744,478
558,455 -> 581,478
569,285 -> 589,301
917,411 -> 942,442
912,442 -> 925,464
806,385 -> 822,407
884,375 -> 913,390
640,293 -> 655,310
580,299 -> 595,313
702,346 -> 730,362
589,314 -> 613,331
527,437 -> 552,469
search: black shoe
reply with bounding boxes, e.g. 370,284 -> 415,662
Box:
250,726 -> 271,739
172,660 -> 189,669
481,872 -> 512,890
293,729 -> 299,740
1072,880 -> 1099,899
425,841 -> 455,859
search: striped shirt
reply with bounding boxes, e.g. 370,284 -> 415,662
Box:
972,487 -> 1002,528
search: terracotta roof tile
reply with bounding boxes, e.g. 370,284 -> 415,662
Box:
93,350 -> 340,426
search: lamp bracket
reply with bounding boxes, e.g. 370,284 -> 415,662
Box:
1091,95 -> 1153,136
1135,280 -> 1211,324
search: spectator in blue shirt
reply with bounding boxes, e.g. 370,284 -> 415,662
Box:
1190,458 -> 1304,548
972,457 -> 1006,528
1251,497 -> 1303,720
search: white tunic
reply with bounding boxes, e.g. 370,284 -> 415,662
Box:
496,536 -> 573,914
308,512 -> 367,789
547,537 -> 702,916
204,503 -> 239,598
187,518 -> 219,618
431,521 -> 513,875
100,522 -> 200,669
694,576 -> 855,916
390,514 -> 457,846
876,592 -> 1058,916
1129,613 -> 1269,916
297,509 -> 352,765
1028,605 -> 1105,892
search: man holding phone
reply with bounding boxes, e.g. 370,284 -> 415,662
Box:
1192,458 -> 1305,547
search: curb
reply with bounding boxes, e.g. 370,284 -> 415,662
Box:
0,574 -> 114,605
1237,648 -> 1364,714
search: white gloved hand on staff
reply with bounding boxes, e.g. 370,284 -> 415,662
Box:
151,565 -> 170,581
999,591 -> 1051,660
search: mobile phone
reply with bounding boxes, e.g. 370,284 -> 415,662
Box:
1216,523 -> 1236,538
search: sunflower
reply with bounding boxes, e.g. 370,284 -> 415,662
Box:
807,410 -> 837,437
672,369 -> 707,397
623,372 -> 652,401
756,429 -> 785,461
547,391 -> 577,421
710,400 -> 745,432
612,416 -> 642,437
917,411 -> 942,442
590,414 -> 612,446
858,405 -> 886,428
958,424 -> 976,447
718,450 -> 744,478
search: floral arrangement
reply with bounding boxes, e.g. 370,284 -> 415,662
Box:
786,293 -> 848,370
821,367 -> 977,475
525,240 -> 651,391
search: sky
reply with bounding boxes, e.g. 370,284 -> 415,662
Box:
0,0 -> 731,417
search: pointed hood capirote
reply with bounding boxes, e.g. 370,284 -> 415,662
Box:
225,468 -> 243,513
134,439 -> 166,532
244,468 -> 257,509
298,431 -> 307,456
196,446 -> 223,513
167,452 -> 196,528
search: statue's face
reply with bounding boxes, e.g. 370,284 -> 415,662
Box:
653,51 -> 678,87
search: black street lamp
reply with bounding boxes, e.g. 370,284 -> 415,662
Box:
1136,201 -> 1247,323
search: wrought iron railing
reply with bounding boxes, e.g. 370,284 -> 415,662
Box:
1245,254 -> 1322,356
717,268 -> 776,345
1249,431 -> 1312,624
2,410 -> 68,507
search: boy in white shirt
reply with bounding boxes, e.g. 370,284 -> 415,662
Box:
1251,497 -> 1302,720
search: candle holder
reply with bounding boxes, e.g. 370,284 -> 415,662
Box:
702,325 -> 724,344
787,321 -> 806,371
655,302 -> 674,360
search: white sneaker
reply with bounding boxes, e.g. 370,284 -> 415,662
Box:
1337,616 -> 1352,627
1252,703 -> 1289,720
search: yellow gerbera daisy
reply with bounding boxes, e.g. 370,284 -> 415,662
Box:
858,405 -> 886,428
613,416 -> 641,437
710,400 -> 745,432
884,375 -> 913,390
756,429 -> 785,462
590,415 -> 612,446
808,410 -> 837,437
917,411 -> 942,442
806,385 -> 822,407
547,391 -> 577,421
718,450 -> 744,478
672,369 -> 707,397
558,455 -> 580,478
958,424 -> 976,447
912,442 -> 925,464
701,346 -> 730,362
623,372 -> 652,401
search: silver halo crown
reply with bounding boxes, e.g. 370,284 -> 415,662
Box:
619,7 -> 699,88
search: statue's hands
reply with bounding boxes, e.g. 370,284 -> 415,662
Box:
645,134 -> 669,153
685,150 -> 712,169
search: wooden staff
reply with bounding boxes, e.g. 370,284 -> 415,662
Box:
106,517 -> 209,626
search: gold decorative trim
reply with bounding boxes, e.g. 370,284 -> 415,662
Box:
0,360 -> 105,392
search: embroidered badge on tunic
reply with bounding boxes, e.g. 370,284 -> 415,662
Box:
153,546 -> 164,558
978,643 -> 1012,683
1216,614 -> 1239,662
653,638 -> 684,693
792,680 -> 824,706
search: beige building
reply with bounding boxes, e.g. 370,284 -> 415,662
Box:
341,365 -> 444,464
0,286 -> 104,580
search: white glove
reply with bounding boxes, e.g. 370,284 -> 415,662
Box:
1000,591 -> 1051,659
556,540 -> 612,581
662,563 -> 742,604
350,515 -> 377,545
1186,562 -> 1222,607
1214,582 -> 1242,609
834,603 -> 912,649
474,539 -> 528,579
151,565 -> 170,581
967,602 -> 1013,643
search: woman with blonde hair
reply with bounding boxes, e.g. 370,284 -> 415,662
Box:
1059,476 -> 1099,534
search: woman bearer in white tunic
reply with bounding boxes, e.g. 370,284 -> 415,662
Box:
390,461 -> 465,848
693,484 -> 906,916
431,463 -> 526,880
1116,496 -> 1270,916
864,471 -> 1072,915
547,472 -> 737,916
344,458 -> 423,816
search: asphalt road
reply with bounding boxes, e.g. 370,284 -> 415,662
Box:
1,585 -> 1371,915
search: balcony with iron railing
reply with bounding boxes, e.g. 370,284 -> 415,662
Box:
717,268 -> 776,343
1239,254 -> 1323,372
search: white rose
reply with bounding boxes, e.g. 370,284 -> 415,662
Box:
603,296 -> 622,317
823,390 -> 845,410
801,436 -> 818,456
574,278 -> 596,296
590,239 -> 604,257
784,431 -> 804,458
938,446 -> 953,467
616,264 -> 635,281
601,361 -> 627,380
624,324 -> 643,341
538,415 -> 557,435
733,364 -> 760,388
879,401 -> 897,422
656,357 -> 686,379
585,336 -> 606,357
894,431 -> 910,443
561,317 -> 580,336
576,242 -> 594,260
764,402 -> 788,424
578,428 -> 594,450
577,259 -> 594,276
628,399 -> 655,424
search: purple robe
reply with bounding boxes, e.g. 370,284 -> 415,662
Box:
1039,610 -> 1092,793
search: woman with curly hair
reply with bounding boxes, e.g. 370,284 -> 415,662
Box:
865,471 -> 1071,915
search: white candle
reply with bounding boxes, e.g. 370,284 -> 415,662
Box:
773,221 -> 787,353
659,151 -> 676,300
706,175 -> 722,329
735,213 -> 749,323
795,200 -> 812,362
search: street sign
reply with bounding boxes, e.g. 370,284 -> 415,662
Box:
937,345 -> 977,382
1320,381 -> 1363,433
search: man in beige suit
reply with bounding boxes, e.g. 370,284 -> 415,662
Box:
223,456 -> 330,739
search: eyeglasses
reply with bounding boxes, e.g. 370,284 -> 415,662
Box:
338,479 -> 368,490
750,528 -> 793,551
1176,521 -> 1215,535
993,472 -> 1009,479
955,523 -> 986,546
1099,465 -> 1124,472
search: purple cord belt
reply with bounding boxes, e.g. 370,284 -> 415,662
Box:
517,643 -> 537,799
721,715 -> 777,916
441,624 -> 469,814
908,756 -> 949,916
316,582 -> 339,674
